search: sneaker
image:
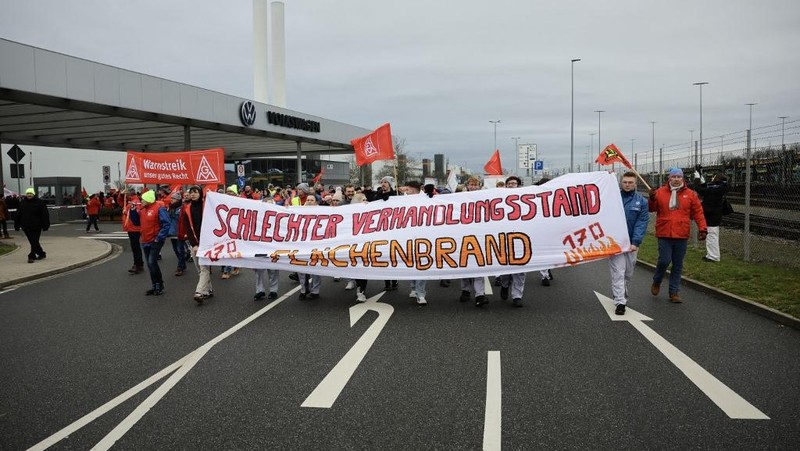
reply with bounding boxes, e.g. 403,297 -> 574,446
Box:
409,291 -> 417,298
36,253 -> 46,260
221,273 -> 230,280
27,258 -> 35,264
205,290 -> 214,298
146,288 -> 156,296
391,281 -> 398,290
459,290 -> 471,302
288,273 -> 299,281
500,286 -> 509,300
669,293 -> 682,303
651,283 -> 660,296
345,281 -> 356,290
231,268 -> 240,276
475,295 -> 488,307
299,292 -> 307,300
268,292 -> 278,299
512,298 -> 523,308
541,278 -> 550,287
193,292 -> 205,304
174,269 -> 184,276
702,256 -> 717,262
416,297 -> 427,306
615,304 -> 626,315
254,291 -> 266,301
356,290 -> 367,303
439,279 -> 450,288
128,265 -> 143,274
546,269 -> 553,280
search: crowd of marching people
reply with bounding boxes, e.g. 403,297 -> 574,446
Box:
111,176 -> 565,309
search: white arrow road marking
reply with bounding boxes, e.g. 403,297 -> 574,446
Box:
483,351 -> 502,451
302,292 -> 393,408
594,291 -> 769,420
29,286 -> 300,450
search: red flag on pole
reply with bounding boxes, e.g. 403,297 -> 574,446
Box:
351,123 -> 395,166
312,167 -> 325,184
595,144 -> 633,169
483,150 -> 503,175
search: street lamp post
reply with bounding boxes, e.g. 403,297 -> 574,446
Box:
512,136 -> 521,175
693,82 -> 709,166
745,103 -> 756,132
779,116 -> 788,150
594,110 -> 605,170
570,58 -> 581,173
689,129 -> 695,166
589,132 -> 596,170
650,121 -> 656,175
489,120 -> 501,151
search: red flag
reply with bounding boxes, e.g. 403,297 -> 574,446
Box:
312,167 -> 325,184
595,144 -> 633,169
81,187 -> 88,198
351,123 -> 395,166
483,150 -> 503,175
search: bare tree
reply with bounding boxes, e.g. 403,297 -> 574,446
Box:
375,137 -> 418,183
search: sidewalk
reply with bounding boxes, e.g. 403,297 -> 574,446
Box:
0,234 -> 113,289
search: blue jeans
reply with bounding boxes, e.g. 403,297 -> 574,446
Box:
170,238 -> 186,270
653,238 -> 688,295
142,241 -> 164,286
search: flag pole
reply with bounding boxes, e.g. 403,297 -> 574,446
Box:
631,168 -> 652,191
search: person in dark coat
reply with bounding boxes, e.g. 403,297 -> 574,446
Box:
14,188 -> 50,263
693,171 -> 728,262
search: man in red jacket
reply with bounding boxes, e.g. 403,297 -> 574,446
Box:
648,168 -> 707,303
132,190 -> 171,296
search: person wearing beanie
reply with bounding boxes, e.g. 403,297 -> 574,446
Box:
648,167 -> 707,303
226,185 -> 239,196
14,187 -> 50,263
132,188 -> 171,295
290,183 -> 311,206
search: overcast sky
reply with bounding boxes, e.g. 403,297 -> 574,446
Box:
2,0 -> 799,176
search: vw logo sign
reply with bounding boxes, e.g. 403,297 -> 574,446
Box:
240,101 -> 257,126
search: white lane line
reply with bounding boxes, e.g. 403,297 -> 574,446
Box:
593,292 -> 768,420
302,292 -> 393,408
483,351 -> 502,451
628,320 -> 769,420
29,286 -> 301,450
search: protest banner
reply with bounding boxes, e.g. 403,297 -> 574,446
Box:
197,171 -> 630,279
124,148 -> 225,185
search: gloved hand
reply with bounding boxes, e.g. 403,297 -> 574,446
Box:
698,230 -> 707,241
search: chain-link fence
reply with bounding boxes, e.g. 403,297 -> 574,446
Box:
628,140 -> 800,269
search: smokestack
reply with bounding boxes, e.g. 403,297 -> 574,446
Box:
253,0 -> 269,103
271,1 -> 286,107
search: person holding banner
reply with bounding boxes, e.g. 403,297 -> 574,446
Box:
459,176 -> 488,307
253,195 -> 280,301
180,186 -> 214,303
608,172 -> 649,315
499,176 -> 527,307
403,181 -> 428,306
220,185 -> 241,280
375,176 -> 399,292
133,190 -> 170,296
648,168 -> 707,303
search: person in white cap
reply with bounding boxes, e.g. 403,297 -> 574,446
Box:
14,187 -> 50,263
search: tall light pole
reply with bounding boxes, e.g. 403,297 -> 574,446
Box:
650,121 -> 656,174
689,129 -> 695,166
779,116 -> 788,150
594,110 -> 605,169
745,103 -> 756,132
693,82 -> 709,166
589,132 -> 596,170
570,58 -> 581,173
489,120 -> 501,151
512,136 -> 521,174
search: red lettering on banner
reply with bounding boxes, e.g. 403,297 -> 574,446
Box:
213,205 -> 230,237
552,189 -> 573,217
537,191 -> 552,217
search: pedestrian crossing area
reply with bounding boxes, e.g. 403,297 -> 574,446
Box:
78,231 -> 130,241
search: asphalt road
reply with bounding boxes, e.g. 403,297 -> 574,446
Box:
1,223 -> 798,450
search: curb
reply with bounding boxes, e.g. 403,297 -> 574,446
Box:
0,241 -> 115,289
637,260 -> 800,331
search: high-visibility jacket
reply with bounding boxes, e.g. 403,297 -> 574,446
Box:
136,203 -> 170,244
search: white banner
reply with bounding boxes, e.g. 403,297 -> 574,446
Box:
198,172 -> 629,280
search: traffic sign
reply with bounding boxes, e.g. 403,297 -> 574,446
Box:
102,165 -> 111,184
236,164 -> 245,177
518,144 -> 537,169
7,144 -> 25,163
10,163 -> 24,179
534,160 -> 544,171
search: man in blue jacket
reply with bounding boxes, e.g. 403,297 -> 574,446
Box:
608,172 -> 649,315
